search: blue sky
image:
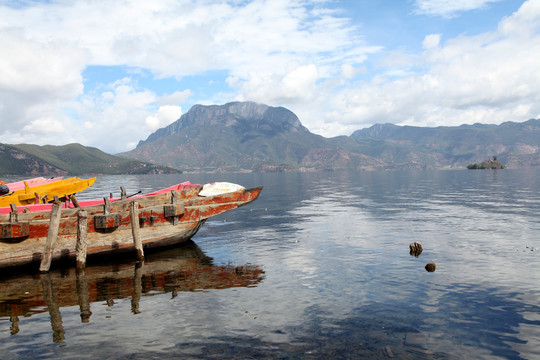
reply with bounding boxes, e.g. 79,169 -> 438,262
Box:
0,0 -> 538,154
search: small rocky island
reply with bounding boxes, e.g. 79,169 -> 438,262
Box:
467,156 -> 506,169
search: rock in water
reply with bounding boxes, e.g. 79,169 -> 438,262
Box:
425,263 -> 436,272
409,242 -> 423,257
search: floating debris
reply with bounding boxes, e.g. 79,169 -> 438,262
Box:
384,345 -> 394,358
405,333 -> 426,347
425,263 -> 436,272
409,242 -> 423,257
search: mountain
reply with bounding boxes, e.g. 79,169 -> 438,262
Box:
5,102 -> 538,176
0,143 -> 179,176
351,120 -> 540,168
121,101 -> 386,172
120,101 -> 540,171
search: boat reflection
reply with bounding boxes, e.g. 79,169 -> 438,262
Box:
0,241 -> 264,342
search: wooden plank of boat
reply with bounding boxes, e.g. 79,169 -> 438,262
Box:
0,177 -> 96,207
0,183 -> 262,270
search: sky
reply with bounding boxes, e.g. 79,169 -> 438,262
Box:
0,0 -> 539,154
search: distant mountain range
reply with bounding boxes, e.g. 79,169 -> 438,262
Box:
121,101 -> 385,172
120,101 -> 540,172
0,143 -> 178,176
2,101 -> 539,176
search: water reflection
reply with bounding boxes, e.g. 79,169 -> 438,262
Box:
0,241 -> 264,342
1,170 -> 539,358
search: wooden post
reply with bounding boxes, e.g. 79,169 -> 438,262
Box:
9,204 -> 17,223
69,194 -> 81,208
130,201 -> 144,260
76,210 -> 88,268
39,201 -> 62,272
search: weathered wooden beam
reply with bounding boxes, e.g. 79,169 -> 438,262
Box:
39,201 -> 62,272
9,204 -> 17,223
69,194 -> 81,208
130,201 -> 144,260
75,210 -> 88,269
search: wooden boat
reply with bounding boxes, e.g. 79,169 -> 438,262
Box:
0,176 -> 96,207
0,240 -> 264,340
0,182 -> 262,271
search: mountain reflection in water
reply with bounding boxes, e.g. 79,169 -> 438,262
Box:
0,240 -> 264,342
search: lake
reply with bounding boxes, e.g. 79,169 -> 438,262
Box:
1,169 -> 539,359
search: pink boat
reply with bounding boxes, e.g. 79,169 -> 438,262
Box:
1,177 -> 64,192
0,181 -> 196,215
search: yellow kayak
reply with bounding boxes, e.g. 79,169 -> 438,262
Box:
0,177 -> 96,207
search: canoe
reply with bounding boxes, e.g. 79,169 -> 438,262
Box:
0,176 -> 96,207
0,182 -> 262,271
0,240 -> 264,339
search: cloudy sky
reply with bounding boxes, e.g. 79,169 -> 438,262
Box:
1,0 -> 539,154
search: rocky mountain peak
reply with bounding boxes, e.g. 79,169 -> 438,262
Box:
138,101 -> 305,146
351,123 -> 400,139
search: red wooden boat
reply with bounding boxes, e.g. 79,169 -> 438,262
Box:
0,182 -> 262,270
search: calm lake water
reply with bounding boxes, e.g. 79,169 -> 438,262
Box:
1,170 -> 539,359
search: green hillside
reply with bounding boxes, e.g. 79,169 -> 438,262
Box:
0,143 -> 179,176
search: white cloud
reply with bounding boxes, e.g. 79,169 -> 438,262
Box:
145,105 -> 182,132
21,117 -> 67,138
0,0 -> 376,152
423,33 -> 442,49
498,0 -> 540,36
0,30 -> 86,137
413,0 -> 504,18
291,0 -> 540,137
228,63 -> 324,109
0,0 -> 539,153
66,79 -> 161,152
156,90 -> 192,106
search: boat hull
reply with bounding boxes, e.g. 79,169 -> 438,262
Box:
0,185 -> 262,270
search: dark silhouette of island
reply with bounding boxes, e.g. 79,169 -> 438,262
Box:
467,156 -> 506,169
